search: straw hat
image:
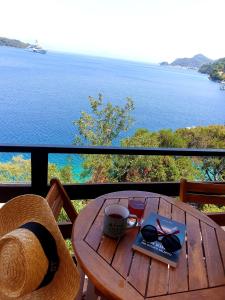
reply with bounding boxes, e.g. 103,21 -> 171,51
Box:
0,194 -> 80,300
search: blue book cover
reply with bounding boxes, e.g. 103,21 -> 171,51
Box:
132,212 -> 186,267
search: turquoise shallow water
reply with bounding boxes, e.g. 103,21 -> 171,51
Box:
0,47 -> 224,180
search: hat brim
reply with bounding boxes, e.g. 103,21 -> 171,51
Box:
0,194 -> 80,300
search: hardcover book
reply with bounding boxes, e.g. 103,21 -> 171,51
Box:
132,212 -> 186,267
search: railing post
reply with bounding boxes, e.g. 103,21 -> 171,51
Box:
31,149 -> 48,196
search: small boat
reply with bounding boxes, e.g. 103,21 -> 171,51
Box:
26,40 -> 47,54
32,47 -> 46,54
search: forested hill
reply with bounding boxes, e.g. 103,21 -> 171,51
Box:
170,54 -> 212,69
0,37 -> 30,48
199,58 -> 225,82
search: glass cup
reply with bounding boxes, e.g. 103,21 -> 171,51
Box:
128,198 -> 145,225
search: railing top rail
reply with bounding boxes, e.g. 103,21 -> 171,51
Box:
0,144 -> 225,156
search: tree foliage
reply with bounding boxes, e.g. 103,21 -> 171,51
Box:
73,102 -> 225,183
0,155 -> 31,182
73,94 -> 134,146
73,94 -> 135,182
73,98 -> 225,184
0,155 -> 74,183
199,58 -> 225,82
177,125 -> 225,181
108,129 -> 199,183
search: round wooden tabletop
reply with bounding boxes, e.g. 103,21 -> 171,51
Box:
72,191 -> 225,300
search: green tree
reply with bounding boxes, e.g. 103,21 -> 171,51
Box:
199,58 -> 225,82
73,94 -> 135,182
0,155 -> 31,182
73,94 -> 134,146
108,129 -> 199,182
158,129 -> 186,148
177,125 -> 225,181
0,155 -> 74,184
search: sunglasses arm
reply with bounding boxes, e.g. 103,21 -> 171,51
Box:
156,219 -> 180,236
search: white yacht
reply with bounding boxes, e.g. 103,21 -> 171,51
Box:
26,40 -> 47,54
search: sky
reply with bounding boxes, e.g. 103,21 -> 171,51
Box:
0,0 -> 224,63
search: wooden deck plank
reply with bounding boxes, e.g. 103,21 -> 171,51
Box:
98,235 -> 118,264
216,227 -> 225,273
147,198 -> 172,297
186,214 -> 208,290
112,227 -> 139,278
85,198 -> 119,251
75,241 -> 143,300
161,195 -> 218,228
128,197 -> 159,296
144,197 -> 160,220
112,197 -> 159,281
97,198 -> 133,263
112,197 -> 142,278
168,205 -> 188,294
201,222 -> 225,287
72,196 -> 105,242
118,198 -> 129,207
128,252 -> 150,296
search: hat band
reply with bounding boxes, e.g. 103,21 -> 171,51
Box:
20,222 -> 59,290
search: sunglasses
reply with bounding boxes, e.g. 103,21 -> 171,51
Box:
140,218 -> 181,253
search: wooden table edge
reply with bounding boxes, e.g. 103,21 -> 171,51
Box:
73,241 -> 143,300
150,285 -> 225,300
72,190 -> 225,300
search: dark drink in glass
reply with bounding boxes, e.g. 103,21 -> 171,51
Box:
128,199 -> 145,223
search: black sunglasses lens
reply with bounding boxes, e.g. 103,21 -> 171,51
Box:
141,225 -> 158,242
162,235 -> 181,253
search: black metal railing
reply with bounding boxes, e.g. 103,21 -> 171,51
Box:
0,144 -> 225,202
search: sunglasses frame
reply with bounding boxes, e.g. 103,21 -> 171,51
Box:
140,223 -> 182,253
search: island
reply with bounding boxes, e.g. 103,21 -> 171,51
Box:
170,54 -> 212,69
159,53 -> 225,84
160,61 -> 169,66
0,37 -> 31,48
199,58 -> 225,82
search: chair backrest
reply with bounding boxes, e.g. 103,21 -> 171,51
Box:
46,178 -> 78,222
179,179 -> 225,205
46,179 -> 83,300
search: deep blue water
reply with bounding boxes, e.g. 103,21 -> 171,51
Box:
0,47 -> 224,179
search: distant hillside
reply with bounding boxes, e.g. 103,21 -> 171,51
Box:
160,61 -> 169,66
0,37 -> 30,48
199,58 -> 225,82
171,54 -> 213,69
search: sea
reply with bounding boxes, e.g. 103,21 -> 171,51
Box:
0,46 -> 224,181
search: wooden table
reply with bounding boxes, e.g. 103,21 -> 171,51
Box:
72,191 -> 225,300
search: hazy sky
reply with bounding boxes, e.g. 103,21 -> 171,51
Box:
0,0 -> 224,63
